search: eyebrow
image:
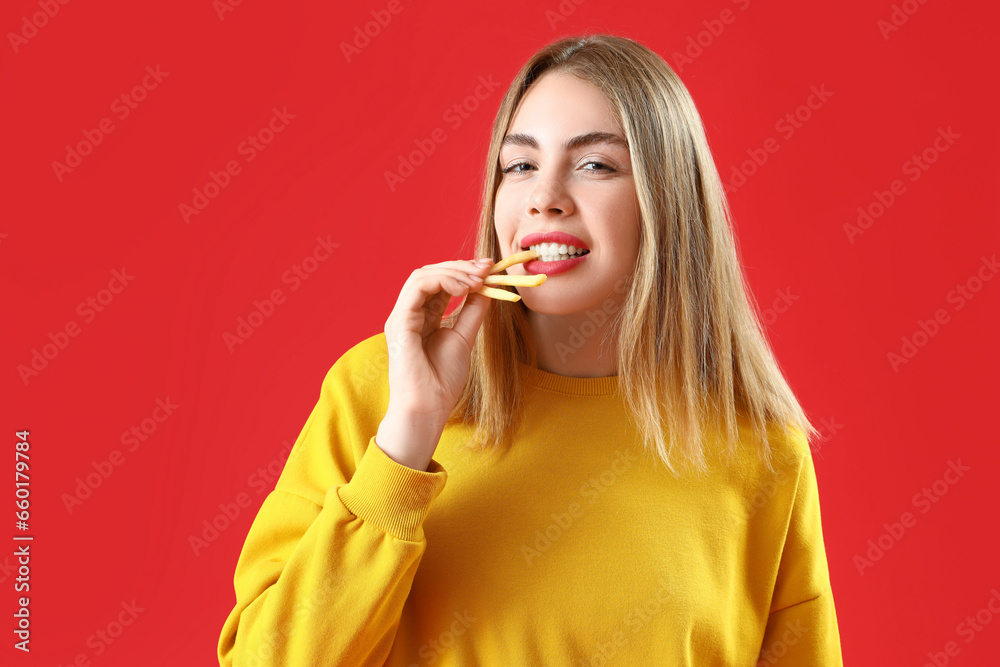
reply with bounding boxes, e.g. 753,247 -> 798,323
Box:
500,131 -> 628,152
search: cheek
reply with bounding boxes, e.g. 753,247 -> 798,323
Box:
493,190 -> 517,240
597,195 -> 641,269
599,186 -> 640,233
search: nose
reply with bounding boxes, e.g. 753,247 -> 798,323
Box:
527,170 -> 574,218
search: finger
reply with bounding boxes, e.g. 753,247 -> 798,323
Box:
394,271 -> 480,324
450,290 -> 492,348
419,258 -> 495,273
414,275 -> 480,337
409,268 -> 486,297
387,265 -> 492,341
389,273 -> 470,338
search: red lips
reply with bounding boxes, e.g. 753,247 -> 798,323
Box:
519,231 -> 590,250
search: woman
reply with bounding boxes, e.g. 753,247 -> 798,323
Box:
218,33 -> 844,666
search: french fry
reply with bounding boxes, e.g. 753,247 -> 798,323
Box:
484,274 -> 546,287
488,248 -> 540,274
475,285 -> 523,302
472,249 -> 544,302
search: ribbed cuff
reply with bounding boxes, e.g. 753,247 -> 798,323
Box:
336,436 -> 448,542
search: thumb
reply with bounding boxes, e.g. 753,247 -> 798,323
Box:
451,291 -> 493,347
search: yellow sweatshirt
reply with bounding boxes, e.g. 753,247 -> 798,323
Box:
218,332 -> 843,666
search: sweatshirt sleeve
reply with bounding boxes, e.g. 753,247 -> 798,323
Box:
757,439 -> 843,666
217,342 -> 448,666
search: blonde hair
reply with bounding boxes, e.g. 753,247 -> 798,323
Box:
444,33 -> 817,477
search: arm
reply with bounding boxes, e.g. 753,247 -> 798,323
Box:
217,352 -> 448,666
757,443 -> 843,666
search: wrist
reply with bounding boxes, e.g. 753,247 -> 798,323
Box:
376,408 -> 446,472
385,399 -> 450,432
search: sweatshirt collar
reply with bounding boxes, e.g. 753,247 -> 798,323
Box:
516,361 -> 619,396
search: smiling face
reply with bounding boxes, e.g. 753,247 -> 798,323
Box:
494,69 -> 641,316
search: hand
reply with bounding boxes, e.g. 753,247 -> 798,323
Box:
382,257 -> 495,425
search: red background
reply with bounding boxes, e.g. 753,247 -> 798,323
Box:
2,0 -> 999,665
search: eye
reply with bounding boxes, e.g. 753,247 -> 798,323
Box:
502,160 -> 617,174
582,160 -> 615,172
501,161 -> 534,174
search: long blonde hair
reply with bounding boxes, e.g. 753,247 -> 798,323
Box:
444,33 -> 817,477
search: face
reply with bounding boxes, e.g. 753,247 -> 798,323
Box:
494,69 -> 641,316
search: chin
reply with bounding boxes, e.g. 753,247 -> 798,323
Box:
521,295 -> 591,316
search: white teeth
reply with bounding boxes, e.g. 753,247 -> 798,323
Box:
527,242 -> 590,261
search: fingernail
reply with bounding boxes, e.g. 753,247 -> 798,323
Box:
474,258 -> 492,267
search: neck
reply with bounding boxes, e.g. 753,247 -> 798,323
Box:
524,309 -> 619,378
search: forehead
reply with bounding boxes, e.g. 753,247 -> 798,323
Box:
505,70 -> 623,144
